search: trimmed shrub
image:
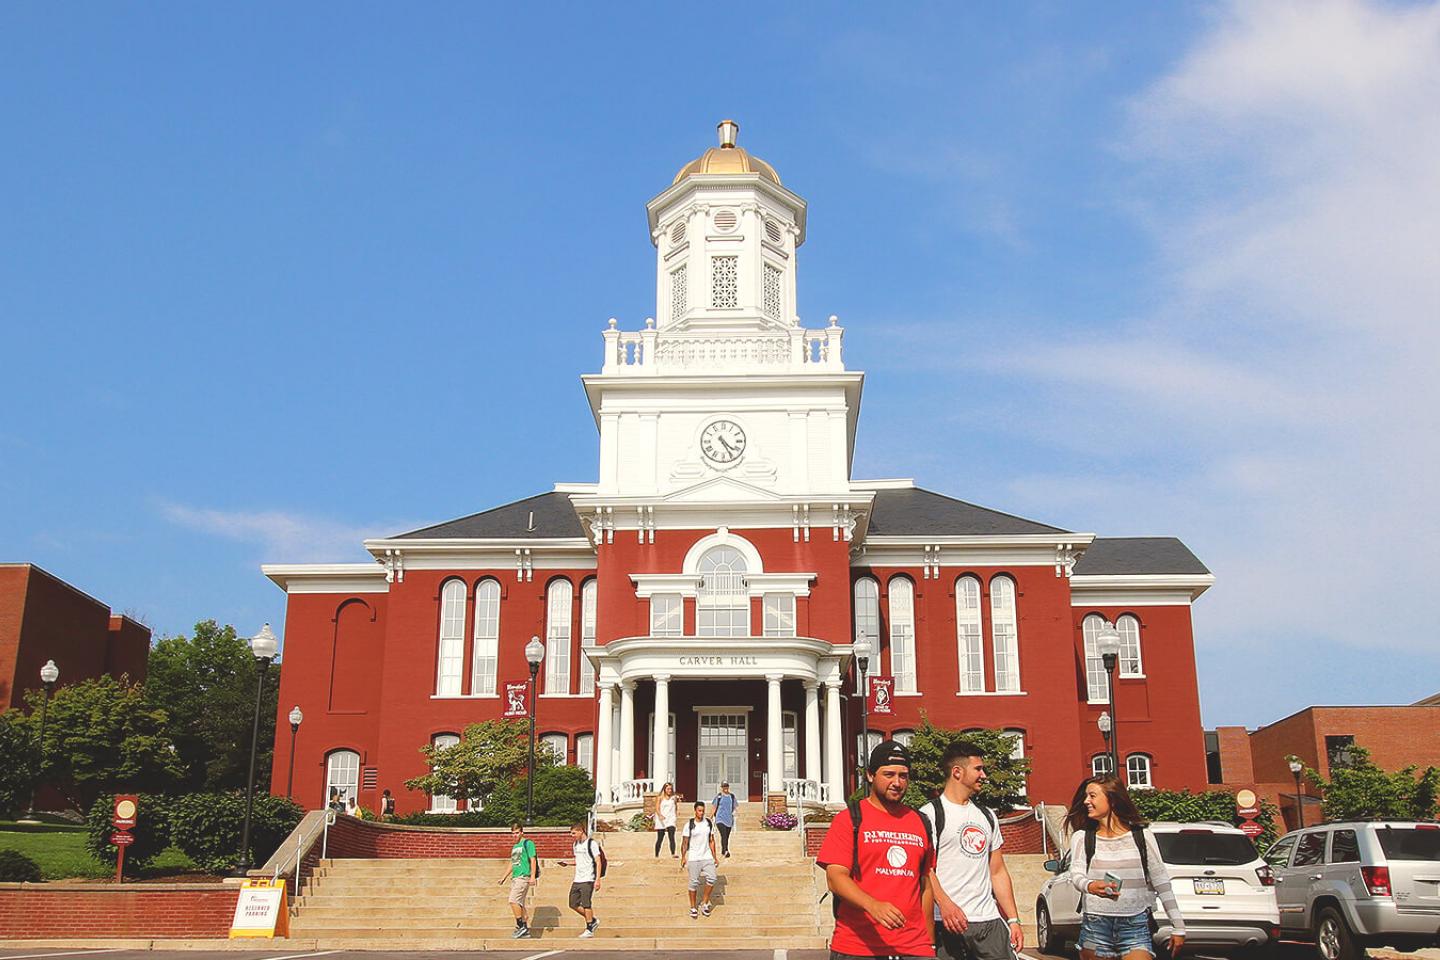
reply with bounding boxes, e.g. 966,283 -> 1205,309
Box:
169,792 -> 305,874
1132,788 -> 1281,851
85,793 -> 171,873
0,849 -> 42,883
624,812 -> 652,831
393,810 -> 489,827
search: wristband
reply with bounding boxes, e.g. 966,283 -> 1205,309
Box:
1006,918 -> 1022,925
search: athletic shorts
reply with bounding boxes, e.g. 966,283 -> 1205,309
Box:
569,880 -> 595,910
686,858 -> 718,890
1080,913 -> 1155,958
936,916 -> 1012,960
507,876 -> 531,905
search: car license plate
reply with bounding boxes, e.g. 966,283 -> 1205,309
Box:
1194,878 -> 1224,895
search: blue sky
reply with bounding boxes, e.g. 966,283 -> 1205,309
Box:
3,2 -> 1436,727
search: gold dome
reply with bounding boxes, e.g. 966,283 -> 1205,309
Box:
672,119 -> 781,186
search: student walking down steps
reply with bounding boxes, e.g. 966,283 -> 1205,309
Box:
680,801 -> 720,919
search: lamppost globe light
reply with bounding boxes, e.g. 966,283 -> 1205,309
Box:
853,636 -> 873,667
525,635 -> 545,666
251,623 -> 279,660
1098,711 -> 1112,734
288,706 -> 304,728
1288,758 -> 1303,775
1097,623 -> 1122,659
40,660 -> 59,685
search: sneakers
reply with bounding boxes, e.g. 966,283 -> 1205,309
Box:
579,918 -> 599,938
702,901 -> 712,917
512,925 -> 530,939
689,906 -> 698,919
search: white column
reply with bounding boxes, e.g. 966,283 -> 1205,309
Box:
652,674 -> 671,786
824,680 -> 844,801
595,683 -> 614,800
804,681 -> 821,783
766,674 -> 784,794
618,680 -> 636,784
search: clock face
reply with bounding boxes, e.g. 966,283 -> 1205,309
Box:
700,420 -> 747,464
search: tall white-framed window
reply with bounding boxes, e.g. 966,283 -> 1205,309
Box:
1127,753 -> 1153,789
857,730 -> 883,766
1081,614 -> 1109,702
648,713 -> 676,783
697,546 -> 748,637
1117,614 -> 1143,677
892,729 -> 915,747
888,577 -> 917,693
1092,753 -> 1115,777
990,575 -> 1020,692
853,577 -> 880,693
576,733 -> 594,779
955,575 -> 984,693
541,732 -> 568,765
764,593 -> 796,638
325,749 -> 360,806
545,579 -> 573,694
651,594 -> 683,637
471,578 -> 500,696
578,579 -> 597,695
429,733 -> 460,812
783,711 -> 799,779
1003,728 -> 1027,797
436,579 -> 466,696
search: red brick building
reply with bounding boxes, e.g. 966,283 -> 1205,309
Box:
0,563 -> 151,709
263,123 -> 1216,815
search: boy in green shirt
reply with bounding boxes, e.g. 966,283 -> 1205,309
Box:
500,822 -> 538,938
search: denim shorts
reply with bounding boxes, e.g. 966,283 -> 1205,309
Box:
1080,912 -> 1154,957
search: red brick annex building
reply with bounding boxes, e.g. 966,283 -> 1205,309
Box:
264,123 -> 1215,816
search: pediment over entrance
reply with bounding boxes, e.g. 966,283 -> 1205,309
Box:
662,474 -> 784,503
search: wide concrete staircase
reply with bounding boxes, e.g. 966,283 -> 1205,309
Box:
289,807 -> 829,949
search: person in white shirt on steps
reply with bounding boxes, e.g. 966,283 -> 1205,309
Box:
680,800 -> 720,919
556,820 -> 603,938
919,739 -> 1025,960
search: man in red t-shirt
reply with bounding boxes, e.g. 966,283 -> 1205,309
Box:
818,740 -> 936,959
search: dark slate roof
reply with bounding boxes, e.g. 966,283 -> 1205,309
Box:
866,487 -> 1069,536
394,492 -> 585,540
1071,537 -> 1210,576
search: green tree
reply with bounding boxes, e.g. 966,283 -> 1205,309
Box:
1131,788 -> 1281,850
0,710 -> 39,818
482,765 -> 597,827
25,676 -> 185,809
901,717 -> 1031,811
168,792 -> 305,873
1302,746 -> 1440,821
145,620 -> 280,793
403,719 -> 557,806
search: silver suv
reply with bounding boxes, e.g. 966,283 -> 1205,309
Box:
1263,820 -> 1440,960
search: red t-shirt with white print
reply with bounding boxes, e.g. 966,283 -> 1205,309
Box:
817,797 -> 935,957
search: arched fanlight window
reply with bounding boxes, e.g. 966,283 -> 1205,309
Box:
545,580 -> 573,694
990,575 -> 1020,693
436,579 -> 466,696
1126,753 -> 1153,789
429,734 -> 461,812
888,577 -> 916,693
471,579 -> 500,696
956,575 -> 984,693
1117,614 -> 1143,677
578,579 -> 597,694
325,749 -> 360,806
1081,614 -> 1108,702
697,546 -> 748,637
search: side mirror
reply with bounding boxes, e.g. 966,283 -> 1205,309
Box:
1044,859 -> 1062,874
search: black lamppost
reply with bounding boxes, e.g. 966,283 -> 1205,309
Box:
1097,711 -> 1113,777
1097,621 -> 1122,778
285,706 -> 303,800
22,660 -> 60,822
1289,757 -> 1306,829
234,623 -> 278,877
853,636 -> 873,793
524,635 -> 545,825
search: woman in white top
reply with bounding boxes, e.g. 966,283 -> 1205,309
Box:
654,782 -> 678,857
1066,776 -> 1186,960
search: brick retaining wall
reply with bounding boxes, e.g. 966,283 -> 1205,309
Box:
322,816 -> 576,859
0,883 -> 237,938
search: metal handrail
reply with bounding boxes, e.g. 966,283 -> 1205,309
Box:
272,808 -> 336,884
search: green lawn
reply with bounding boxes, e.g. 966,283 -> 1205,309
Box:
0,821 -> 197,880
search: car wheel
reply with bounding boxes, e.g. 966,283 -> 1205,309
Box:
1314,906 -> 1363,960
1036,900 -> 1062,954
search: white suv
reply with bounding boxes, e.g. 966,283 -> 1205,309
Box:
1036,821 -> 1280,957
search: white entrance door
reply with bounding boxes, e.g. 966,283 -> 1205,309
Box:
697,712 -> 748,802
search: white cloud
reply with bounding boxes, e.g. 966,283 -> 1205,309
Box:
159,501 -> 407,562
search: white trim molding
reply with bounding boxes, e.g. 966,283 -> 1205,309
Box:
1069,573 -> 1215,606
262,564 -> 390,595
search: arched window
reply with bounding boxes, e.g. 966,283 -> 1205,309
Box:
541,732 -> 568,765
430,734 -> 460,812
888,577 -> 916,693
853,577 -> 879,693
1081,614 -> 1109,702
471,579 -> 500,696
955,575 -> 984,693
576,733 -> 595,778
858,730 -> 883,764
990,575 -> 1019,692
1117,614 -> 1143,677
892,729 -> 915,747
1126,753 -> 1153,789
578,579 -> 597,695
697,546 -> 749,637
436,579 -> 466,696
1092,753 -> 1115,777
325,749 -> 360,806
1003,728 -> 1027,797
545,579 -> 573,694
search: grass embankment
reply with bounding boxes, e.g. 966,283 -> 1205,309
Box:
0,820 -> 197,880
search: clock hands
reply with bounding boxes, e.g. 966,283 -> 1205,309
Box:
717,436 -> 738,456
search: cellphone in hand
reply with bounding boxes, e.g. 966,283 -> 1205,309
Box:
1103,871 -> 1124,891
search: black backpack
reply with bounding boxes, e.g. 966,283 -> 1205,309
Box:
832,798 -> 931,918
921,796 -> 998,856
1082,825 -> 1159,934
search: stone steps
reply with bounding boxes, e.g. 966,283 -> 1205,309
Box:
285,935 -> 834,950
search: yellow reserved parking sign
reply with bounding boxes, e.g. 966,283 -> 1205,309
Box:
229,877 -> 290,938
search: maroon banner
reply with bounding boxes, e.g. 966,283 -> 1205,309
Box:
503,680 -> 530,718
867,676 -> 895,715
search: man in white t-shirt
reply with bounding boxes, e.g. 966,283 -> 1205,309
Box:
679,801 -> 719,919
919,740 -> 1024,960
556,821 -> 603,938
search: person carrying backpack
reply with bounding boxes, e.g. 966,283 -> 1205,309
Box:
1065,776 -> 1186,960
680,800 -> 720,918
918,740 -> 1024,960
711,781 -> 737,858
499,821 -> 538,938
816,740 -> 936,959
556,820 -> 607,938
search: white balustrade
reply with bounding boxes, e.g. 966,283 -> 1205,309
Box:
600,317 -> 843,375
783,777 -> 830,803
613,778 -> 657,804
